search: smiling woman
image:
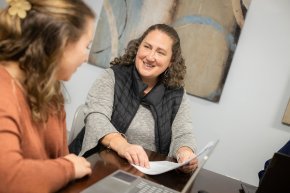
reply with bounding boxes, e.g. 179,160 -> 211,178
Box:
135,30 -> 173,93
80,24 -> 198,174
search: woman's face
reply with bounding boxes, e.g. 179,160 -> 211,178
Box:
135,30 -> 173,84
57,18 -> 95,81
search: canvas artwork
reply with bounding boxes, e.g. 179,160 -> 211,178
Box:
89,0 -> 251,102
282,99 -> 290,126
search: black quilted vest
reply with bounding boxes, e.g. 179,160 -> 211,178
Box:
111,64 -> 184,155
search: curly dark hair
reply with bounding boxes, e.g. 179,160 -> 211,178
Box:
110,24 -> 186,88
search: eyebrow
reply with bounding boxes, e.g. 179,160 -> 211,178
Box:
143,41 -> 167,54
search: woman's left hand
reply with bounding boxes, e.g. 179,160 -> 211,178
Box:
176,146 -> 198,173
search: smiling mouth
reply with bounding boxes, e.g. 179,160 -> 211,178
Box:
143,61 -> 155,68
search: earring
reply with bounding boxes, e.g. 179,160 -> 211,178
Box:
163,68 -> 169,79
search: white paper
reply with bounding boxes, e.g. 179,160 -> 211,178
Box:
132,141 -> 216,175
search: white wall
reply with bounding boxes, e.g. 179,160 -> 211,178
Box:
1,0 -> 289,187
189,0 -> 290,186
64,0 -> 104,131
0,0 -> 4,8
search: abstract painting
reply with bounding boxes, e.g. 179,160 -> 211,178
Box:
89,0 -> 251,102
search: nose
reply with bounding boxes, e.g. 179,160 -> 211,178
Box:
147,51 -> 156,61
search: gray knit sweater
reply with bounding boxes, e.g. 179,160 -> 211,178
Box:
80,68 -> 197,157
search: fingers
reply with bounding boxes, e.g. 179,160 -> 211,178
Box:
178,158 -> 198,173
130,152 -> 139,165
121,144 -> 150,168
177,147 -> 198,173
138,149 -> 150,168
80,156 -> 92,174
76,156 -> 92,178
180,159 -> 198,173
64,154 -> 92,179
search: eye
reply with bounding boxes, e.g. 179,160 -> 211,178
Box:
157,51 -> 165,55
143,44 -> 150,49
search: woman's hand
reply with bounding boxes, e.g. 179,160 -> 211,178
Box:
102,132 -> 150,169
116,143 -> 150,169
176,146 -> 198,173
64,154 -> 92,179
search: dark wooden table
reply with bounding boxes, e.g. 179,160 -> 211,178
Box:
58,146 -> 250,193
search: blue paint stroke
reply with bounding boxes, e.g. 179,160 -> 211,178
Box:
172,15 -> 236,51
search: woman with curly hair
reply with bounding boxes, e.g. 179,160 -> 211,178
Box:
0,0 -> 95,192
81,24 -> 198,173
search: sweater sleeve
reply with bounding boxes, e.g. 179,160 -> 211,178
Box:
62,110 -> 70,155
169,92 -> 197,158
0,78 -> 74,193
80,68 -> 118,155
